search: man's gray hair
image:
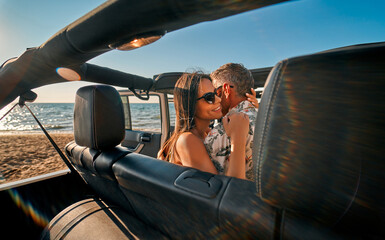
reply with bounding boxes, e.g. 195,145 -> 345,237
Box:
210,63 -> 254,97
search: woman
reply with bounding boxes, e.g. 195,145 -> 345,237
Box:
157,72 -> 251,179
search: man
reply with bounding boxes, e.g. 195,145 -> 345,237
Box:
204,63 -> 258,181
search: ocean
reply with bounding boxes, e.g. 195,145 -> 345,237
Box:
0,103 -> 175,134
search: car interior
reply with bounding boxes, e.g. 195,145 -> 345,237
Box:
1,0 -> 384,238
42,42 -> 385,239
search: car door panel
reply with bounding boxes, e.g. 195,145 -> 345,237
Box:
119,92 -> 167,158
121,130 -> 161,158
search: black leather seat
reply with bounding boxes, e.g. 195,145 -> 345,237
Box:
65,85 -> 134,211
253,42 -> 385,238
44,85 -> 170,239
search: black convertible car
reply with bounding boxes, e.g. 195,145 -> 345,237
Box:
0,0 -> 384,239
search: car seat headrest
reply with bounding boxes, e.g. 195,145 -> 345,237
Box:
74,85 -> 125,150
253,42 -> 385,226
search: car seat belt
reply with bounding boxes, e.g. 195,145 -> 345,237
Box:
23,103 -> 77,173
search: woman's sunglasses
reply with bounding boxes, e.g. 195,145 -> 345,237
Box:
197,91 -> 218,104
197,85 -> 234,104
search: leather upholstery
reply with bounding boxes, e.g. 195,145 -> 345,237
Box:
67,85 -> 134,213
253,42 -> 385,232
94,146 -> 131,180
113,152 -> 277,239
74,85 -> 125,150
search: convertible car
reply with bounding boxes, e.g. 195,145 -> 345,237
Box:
0,0 -> 384,239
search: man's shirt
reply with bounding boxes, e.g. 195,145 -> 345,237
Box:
204,100 -> 257,181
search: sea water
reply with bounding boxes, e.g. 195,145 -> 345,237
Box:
129,103 -> 175,132
0,103 -> 175,134
0,103 -> 74,134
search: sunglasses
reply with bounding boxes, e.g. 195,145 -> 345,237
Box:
215,85 -> 234,98
197,90 -> 219,104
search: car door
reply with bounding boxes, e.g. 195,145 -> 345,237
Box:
119,90 -> 170,158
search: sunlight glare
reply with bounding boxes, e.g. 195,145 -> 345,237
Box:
56,67 -> 81,81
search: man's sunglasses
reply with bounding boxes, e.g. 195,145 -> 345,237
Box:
215,85 -> 234,97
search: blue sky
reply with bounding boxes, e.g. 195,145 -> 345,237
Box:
1,0 -> 385,102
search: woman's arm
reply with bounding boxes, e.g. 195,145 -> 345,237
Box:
176,132 -> 218,174
246,88 -> 259,109
223,113 -> 249,179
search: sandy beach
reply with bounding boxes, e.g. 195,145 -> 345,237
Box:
0,133 -> 74,183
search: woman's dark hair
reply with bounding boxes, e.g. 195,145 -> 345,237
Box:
158,72 -> 211,162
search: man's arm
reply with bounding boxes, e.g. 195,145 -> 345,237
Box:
222,113 -> 249,179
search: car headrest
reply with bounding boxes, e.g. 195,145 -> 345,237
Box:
74,85 -> 125,150
253,42 -> 385,226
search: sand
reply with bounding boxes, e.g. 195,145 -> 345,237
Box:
0,133 -> 74,183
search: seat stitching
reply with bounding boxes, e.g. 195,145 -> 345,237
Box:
257,60 -> 287,198
256,63 -> 282,195
333,156 -> 362,227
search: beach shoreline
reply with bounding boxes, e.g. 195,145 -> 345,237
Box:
0,133 -> 74,183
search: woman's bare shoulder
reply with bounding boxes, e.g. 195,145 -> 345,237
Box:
175,132 -> 216,173
176,132 -> 203,148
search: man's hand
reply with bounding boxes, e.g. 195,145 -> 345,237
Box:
223,112 -> 249,143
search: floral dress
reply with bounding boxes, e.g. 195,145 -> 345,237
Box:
204,100 -> 257,181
